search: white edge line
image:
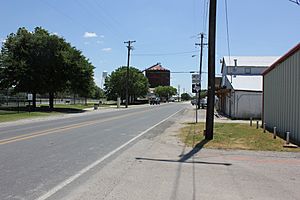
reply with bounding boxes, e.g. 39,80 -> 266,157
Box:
35,107 -> 185,200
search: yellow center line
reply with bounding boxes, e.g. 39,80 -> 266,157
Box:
0,109 -> 149,145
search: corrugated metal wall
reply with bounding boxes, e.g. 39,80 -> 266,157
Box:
264,50 -> 300,145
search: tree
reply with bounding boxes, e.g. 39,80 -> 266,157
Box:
0,27 -> 96,109
104,66 -> 149,103
92,85 -> 105,99
154,86 -> 177,101
181,93 -> 192,101
0,27 -> 43,107
66,47 -> 95,104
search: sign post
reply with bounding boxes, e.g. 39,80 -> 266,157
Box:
27,93 -> 33,113
192,74 -> 201,123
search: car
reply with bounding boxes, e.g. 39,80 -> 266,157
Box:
200,97 -> 207,108
149,97 -> 160,105
191,99 -> 197,105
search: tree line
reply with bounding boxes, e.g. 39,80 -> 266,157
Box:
0,27 -> 100,109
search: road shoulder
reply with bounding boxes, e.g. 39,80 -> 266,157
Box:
57,107 -> 300,200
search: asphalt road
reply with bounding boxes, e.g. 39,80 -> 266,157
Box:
0,103 -> 187,200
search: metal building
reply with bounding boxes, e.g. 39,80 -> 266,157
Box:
217,56 -> 278,119
263,43 -> 300,145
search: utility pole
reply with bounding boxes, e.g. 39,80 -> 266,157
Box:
195,33 -> 207,109
124,40 -> 136,108
205,0 -> 217,140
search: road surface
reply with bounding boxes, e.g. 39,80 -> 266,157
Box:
0,103 -> 187,200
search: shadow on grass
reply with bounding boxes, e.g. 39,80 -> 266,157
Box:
0,106 -> 86,115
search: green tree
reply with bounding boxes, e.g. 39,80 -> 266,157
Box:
104,66 -> 149,103
181,93 -> 192,101
0,27 -> 96,109
154,86 -> 177,101
0,27 -> 43,107
92,85 -> 105,99
66,47 -> 95,104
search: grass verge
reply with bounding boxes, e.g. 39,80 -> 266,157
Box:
179,122 -> 300,152
0,111 -> 60,123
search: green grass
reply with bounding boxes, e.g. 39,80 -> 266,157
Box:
49,103 -> 94,110
179,122 -> 300,152
0,111 -> 60,123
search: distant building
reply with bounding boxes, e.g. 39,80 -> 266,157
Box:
263,43 -> 300,145
145,63 -> 170,88
217,56 -> 278,119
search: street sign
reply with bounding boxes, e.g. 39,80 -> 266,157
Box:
192,83 -> 200,93
192,74 -> 200,84
27,93 -> 33,101
194,86 -> 201,92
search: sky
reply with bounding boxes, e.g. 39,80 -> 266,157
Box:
0,0 -> 299,94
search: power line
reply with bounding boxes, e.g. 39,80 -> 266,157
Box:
41,0 -> 91,31
203,0 -> 209,33
289,0 -> 300,5
132,50 -> 200,57
224,0 -> 231,63
73,0 -> 124,41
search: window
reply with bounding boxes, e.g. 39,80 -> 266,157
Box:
245,67 -> 251,74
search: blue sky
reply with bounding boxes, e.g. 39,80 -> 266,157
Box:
0,0 -> 299,94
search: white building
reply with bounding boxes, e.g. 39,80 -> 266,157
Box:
218,56 -> 278,119
263,43 -> 300,145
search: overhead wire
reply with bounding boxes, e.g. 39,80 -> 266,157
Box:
132,50 -> 200,57
203,0 -> 209,33
41,0 -> 91,31
225,0 -> 232,63
289,0 -> 300,5
73,0 -> 125,41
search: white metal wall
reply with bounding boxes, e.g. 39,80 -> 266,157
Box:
232,91 -> 262,119
227,66 -> 267,75
264,50 -> 300,145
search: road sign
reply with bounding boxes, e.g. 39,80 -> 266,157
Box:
27,93 -> 33,101
192,83 -> 200,93
194,86 -> 201,92
192,74 -> 200,84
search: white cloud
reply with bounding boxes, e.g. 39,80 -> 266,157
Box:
52,32 -> 59,36
96,40 -> 103,44
84,32 -> 98,38
102,48 -> 112,52
1,38 -> 6,43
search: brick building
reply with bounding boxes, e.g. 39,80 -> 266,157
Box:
145,63 -> 170,88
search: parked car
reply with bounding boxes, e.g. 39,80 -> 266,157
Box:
200,97 -> 207,108
149,97 -> 160,105
191,99 -> 197,105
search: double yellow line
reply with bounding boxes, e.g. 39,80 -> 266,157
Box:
0,109 -> 147,146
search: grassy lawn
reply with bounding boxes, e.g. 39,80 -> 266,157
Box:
0,111 -> 60,123
179,122 -> 300,152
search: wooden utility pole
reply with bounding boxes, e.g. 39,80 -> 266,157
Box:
124,40 -> 136,108
195,33 -> 207,109
205,0 -> 217,140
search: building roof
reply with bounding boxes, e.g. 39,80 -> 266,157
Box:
263,43 -> 300,76
223,56 -> 279,67
227,75 -> 262,91
145,63 -> 170,71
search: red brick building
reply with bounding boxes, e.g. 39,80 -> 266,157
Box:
145,63 -> 170,88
